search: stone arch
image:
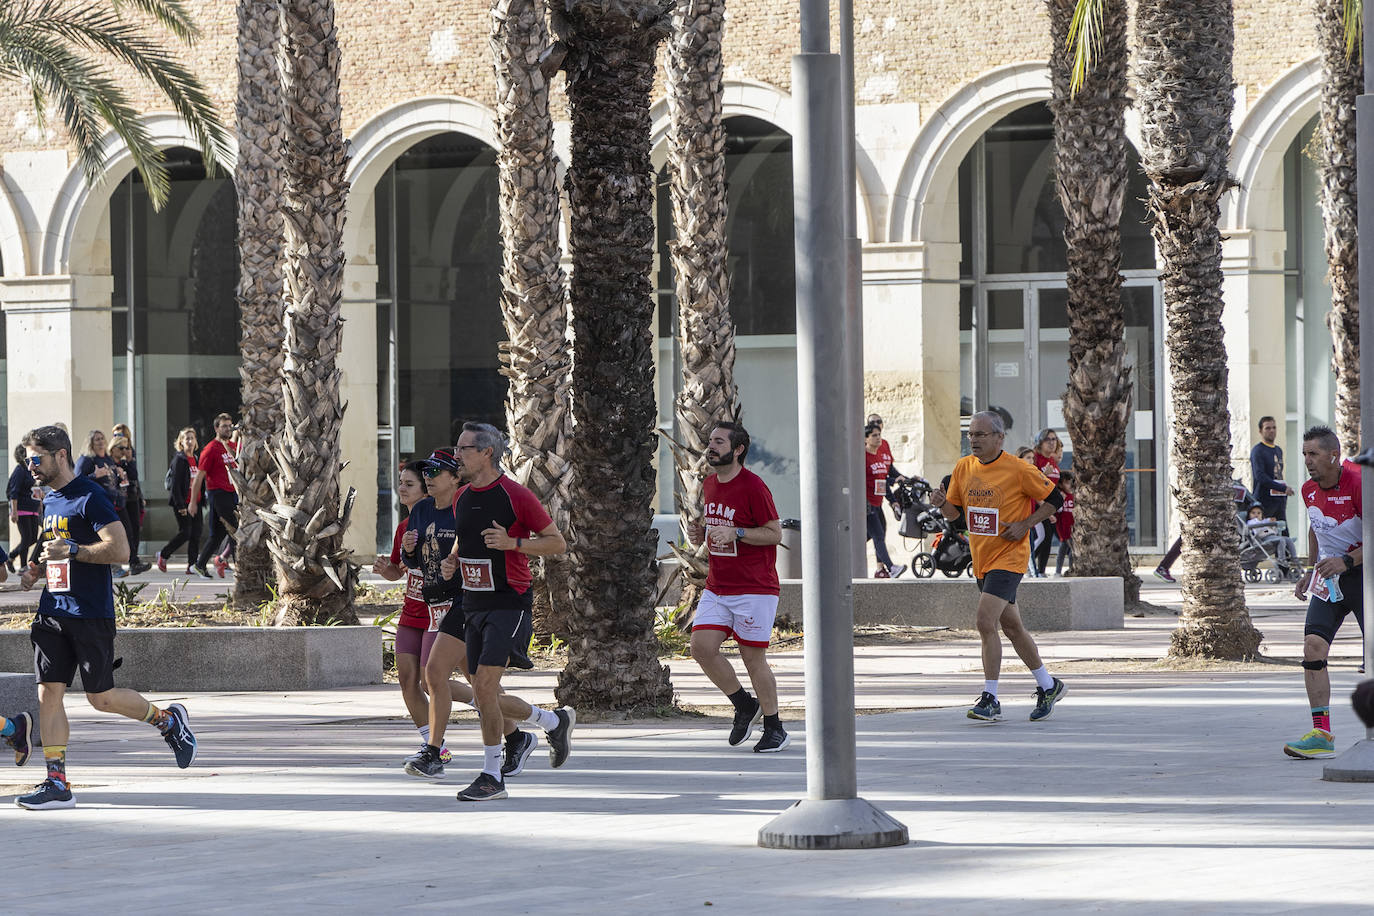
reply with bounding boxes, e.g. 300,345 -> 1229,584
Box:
1226,57 -> 1321,234
0,177 -> 30,275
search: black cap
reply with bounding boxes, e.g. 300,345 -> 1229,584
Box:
421,448 -> 461,473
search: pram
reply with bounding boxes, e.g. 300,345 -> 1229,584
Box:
887,476 -> 973,577
1233,481 -> 1300,583
887,476 -> 942,540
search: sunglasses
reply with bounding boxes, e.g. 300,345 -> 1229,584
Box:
421,466 -> 446,478
26,454 -> 45,467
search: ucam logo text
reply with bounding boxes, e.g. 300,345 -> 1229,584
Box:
704,503 -> 736,523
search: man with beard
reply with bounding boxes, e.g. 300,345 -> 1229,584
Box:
686,422 -> 789,752
1251,415 -> 1295,536
188,412 -> 238,578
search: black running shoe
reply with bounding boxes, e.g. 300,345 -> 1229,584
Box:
966,691 -> 1003,721
403,744 -> 445,779
162,703 -> 197,768
1030,678 -> 1067,721
15,777 -> 74,810
501,729 -> 538,778
728,695 -> 761,746
457,772 -> 508,802
546,707 -> 576,768
753,722 -> 791,753
5,712 -> 32,767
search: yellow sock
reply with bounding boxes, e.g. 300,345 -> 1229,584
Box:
142,703 -> 170,729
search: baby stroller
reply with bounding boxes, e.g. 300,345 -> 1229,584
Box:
887,476 -> 943,540
1233,481 -> 1300,583
911,514 -> 973,578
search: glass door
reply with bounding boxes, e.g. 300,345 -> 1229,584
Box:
980,286 -> 1034,446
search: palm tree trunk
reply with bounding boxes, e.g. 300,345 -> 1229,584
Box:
265,0 -> 358,625
490,0 -> 576,639
550,0 -> 675,710
1136,0 -> 1261,658
230,0 -> 284,609
664,0 -> 741,616
1047,0 -> 1139,604
1317,0 -> 1363,454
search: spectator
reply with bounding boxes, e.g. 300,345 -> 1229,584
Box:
7,444 -> 43,570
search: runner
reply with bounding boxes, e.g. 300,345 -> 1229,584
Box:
156,427 -> 204,574
930,410 -> 1068,722
188,413 -> 238,578
686,422 -> 790,753
403,443 -> 572,793
2,425 -> 196,810
434,425 -> 573,801
1286,425 -> 1365,759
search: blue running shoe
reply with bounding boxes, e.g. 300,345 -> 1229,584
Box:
1283,728 -> 1335,759
501,729 -> 538,778
5,712 -> 32,767
1030,678 -> 1067,721
967,691 -> 1002,721
162,703 -> 197,768
15,777 -> 74,810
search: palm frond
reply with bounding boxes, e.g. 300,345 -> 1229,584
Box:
1343,0 -> 1363,61
110,0 -> 202,44
1067,0 -> 1111,95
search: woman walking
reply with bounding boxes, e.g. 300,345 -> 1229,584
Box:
1029,428 -> 1063,577
6,445 -> 43,570
75,429 -> 131,577
156,427 -> 204,574
110,434 -> 149,574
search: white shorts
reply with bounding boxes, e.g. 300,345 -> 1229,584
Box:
693,590 -> 779,648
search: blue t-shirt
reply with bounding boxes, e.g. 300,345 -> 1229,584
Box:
39,475 -> 120,619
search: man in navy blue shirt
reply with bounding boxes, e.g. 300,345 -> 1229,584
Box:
0,426 -> 197,811
1251,415 -> 1294,535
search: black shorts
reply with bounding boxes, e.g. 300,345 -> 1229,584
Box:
1305,570 -> 1365,644
975,569 -> 1022,605
464,594 -> 534,674
31,614 -> 118,693
436,602 -> 468,641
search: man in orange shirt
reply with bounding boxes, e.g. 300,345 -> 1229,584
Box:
931,411 -> 1068,722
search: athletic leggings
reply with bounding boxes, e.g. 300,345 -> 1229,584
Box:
197,489 -> 238,568
12,514 -> 41,566
1030,518 -> 1055,576
160,508 -> 203,566
866,503 -> 894,568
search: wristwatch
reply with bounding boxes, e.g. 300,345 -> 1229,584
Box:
65,539 -> 79,558
735,527 -> 746,541
1343,553 -> 1355,571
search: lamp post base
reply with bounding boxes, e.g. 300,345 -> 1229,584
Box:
759,797 -> 909,850
1321,738 -> 1374,782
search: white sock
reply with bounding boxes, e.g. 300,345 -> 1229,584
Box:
1030,665 -> 1054,691
984,679 -> 998,698
418,725 -> 431,744
482,744 -> 503,779
527,706 -> 560,731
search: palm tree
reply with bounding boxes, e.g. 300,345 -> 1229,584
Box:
0,0 -> 230,209
549,0 -> 675,709
1318,0 -> 1363,454
1135,0 -> 1261,658
1050,0 -> 1139,604
229,0 -> 285,609
261,0 -> 357,625
663,0 -> 741,614
490,0 -> 576,636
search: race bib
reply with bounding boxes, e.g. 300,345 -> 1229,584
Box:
427,600 -> 451,632
223,450 -> 238,471
1309,575 -> 1330,601
459,557 -> 495,591
966,506 -> 1000,537
873,479 -> 886,497
404,568 -> 424,602
1269,488 -> 1287,498
46,559 -> 71,593
707,525 -> 738,557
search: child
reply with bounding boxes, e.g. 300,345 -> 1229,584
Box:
1054,471 -> 1074,576
1245,504 -> 1298,570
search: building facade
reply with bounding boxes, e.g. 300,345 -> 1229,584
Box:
0,1 -> 1329,555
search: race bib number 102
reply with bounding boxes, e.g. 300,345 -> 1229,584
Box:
966,506 -> 1000,537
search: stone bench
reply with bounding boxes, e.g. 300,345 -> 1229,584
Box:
0,626 -> 383,692
1,672 -> 39,744
777,576 -> 1124,630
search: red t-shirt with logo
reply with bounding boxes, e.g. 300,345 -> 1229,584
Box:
198,438 -> 239,493
389,519 -> 430,630
1056,492 -> 1075,541
703,468 -> 780,596
865,448 -> 894,507
1302,459 -> 1363,559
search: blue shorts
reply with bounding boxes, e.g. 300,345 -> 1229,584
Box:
975,570 -> 1023,605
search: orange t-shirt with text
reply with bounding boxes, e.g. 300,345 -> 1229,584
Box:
946,450 -> 1056,577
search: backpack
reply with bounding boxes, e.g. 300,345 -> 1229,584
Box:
164,454 -> 179,494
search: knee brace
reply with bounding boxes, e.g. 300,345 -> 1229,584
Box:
1301,659 -> 1328,671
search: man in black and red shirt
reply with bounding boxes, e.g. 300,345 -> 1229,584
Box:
438,422 -> 571,802
687,422 -> 789,753
188,412 -> 238,578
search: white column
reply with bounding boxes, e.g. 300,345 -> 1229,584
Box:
1221,228 -> 1287,486
340,261 -> 379,557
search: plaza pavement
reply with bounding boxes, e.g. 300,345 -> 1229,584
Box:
1,569 -> 1371,913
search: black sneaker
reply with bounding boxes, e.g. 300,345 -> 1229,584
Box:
501,729 -> 538,778
192,565 -> 212,579
546,707 -> 576,768
5,712 -> 32,766
161,703 -> 197,768
456,772 -> 508,802
753,722 -> 791,753
403,744 -> 445,779
1029,678 -> 1067,721
728,695 -> 762,746
15,777 -> 74,810
966,691 -> 1003,721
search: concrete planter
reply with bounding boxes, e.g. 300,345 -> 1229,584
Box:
0,625 -> 383,692
0,672 -> 39,742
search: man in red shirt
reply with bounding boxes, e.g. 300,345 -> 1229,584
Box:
187,413 -> 238,578
687,422 -> 789,753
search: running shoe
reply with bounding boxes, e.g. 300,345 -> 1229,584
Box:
888,564 -> 907,579
192,564 -> 212,579
546,707 -> 576,768
456,772 -> 508,802
753,722 -> 791,753
967,691 -> 1003,721
213,556 -> 228,578
873,566 -> 890,579
112,567 -> 128,579
1283,728 -> 1335,759
155,551 -> 167,573
1029,678 -> 1067,721
130,560 -> 151,576
161,703 -> 197,768
728,695 -> 762,746
15,777 -> 74,810
1153,567 -> 1175,583
403,744 -> 445,778
4,712 -> 31,766
501,729 -> 538,778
